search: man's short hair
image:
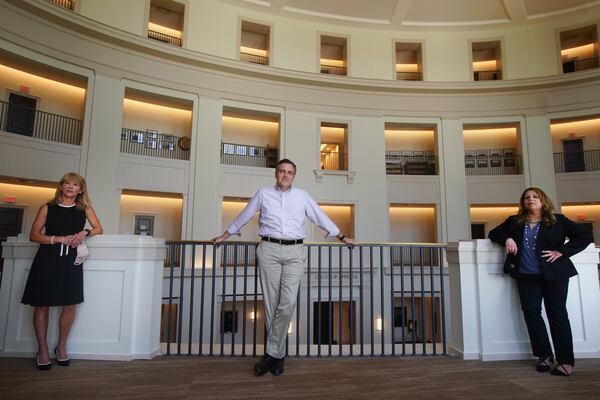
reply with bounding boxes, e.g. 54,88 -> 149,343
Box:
276,158 -> 297,173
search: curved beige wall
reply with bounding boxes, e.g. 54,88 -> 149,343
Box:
0,0 -> 599,244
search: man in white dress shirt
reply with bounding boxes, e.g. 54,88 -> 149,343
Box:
212,159 -> 355,376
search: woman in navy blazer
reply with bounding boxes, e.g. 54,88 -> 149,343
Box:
489,187 -> 591,377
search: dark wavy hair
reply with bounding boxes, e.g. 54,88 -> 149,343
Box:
516,187 -> 556,225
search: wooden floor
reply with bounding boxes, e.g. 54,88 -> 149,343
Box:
1,355 -> 599,399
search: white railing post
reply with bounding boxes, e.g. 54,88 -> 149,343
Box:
447,239 -> 600,361
0,234 -> 165,360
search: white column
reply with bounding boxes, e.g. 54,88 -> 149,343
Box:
522,115 -> 558,202
189,97 -> 222,240
82,74 -> 125,233
439,118 -> 470,242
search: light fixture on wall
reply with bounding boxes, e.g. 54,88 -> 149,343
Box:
249,311 -> 256,321
376,316 -> 383,332
288,322 -> 293,335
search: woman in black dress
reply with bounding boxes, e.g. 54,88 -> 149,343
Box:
489,187 -> 591,377
22,172 -> 103,370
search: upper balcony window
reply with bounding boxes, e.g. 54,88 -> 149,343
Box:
394,42 -> 423,81
240,21 -> 270,66
320,122 -> 348,171
221,107 -> 280,169
560,25 -> 599,73
47,0 -> 74,11
320,35 -> 347,76
463,125 -> 521,175
121,89 -> 192,161
384,123 -> 436,175
148,0 -> 184,47
0,62 -> 86,145
550,116 -> 600,173
471,41 -> 502,81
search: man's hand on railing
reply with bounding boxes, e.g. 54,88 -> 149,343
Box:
342,237 -> 356,247
336,233 -> 356,247
211,231 -> 231,245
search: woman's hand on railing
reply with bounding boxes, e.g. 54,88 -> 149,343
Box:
505,238 -> 518,255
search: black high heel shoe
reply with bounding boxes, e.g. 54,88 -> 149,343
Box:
535,357 -> 553,373
54,347 -> 71,367
36,353 -> 52,370
550,364 -> 572,377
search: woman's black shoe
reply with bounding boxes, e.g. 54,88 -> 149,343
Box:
54,347 -> 71,366
535,357 -> 553,373
550,364 -> 572,377
36,353 -> 52,370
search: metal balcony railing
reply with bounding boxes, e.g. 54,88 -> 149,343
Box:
162,241 -> 447,357
320,151 -> 348,171
47,0 -> 74,10
120,128 -> 190,160
220,142 -> 279,168
385,150 -> 437,175
320,65 -> 347,76
396,71 -> 422,81
474,70 -> 502,81
0,100 -> 82,145
553,149 -> 600,173
562,57 -> 599,73
240,52 -> 269,65
464,150 -> 522,175
148,29 -> 182,47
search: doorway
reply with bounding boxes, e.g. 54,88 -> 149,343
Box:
471,223 -> 486,239
577,222 -> 595,242
563,139 -> 585,172
313,300 -> 355,345
0,207 -> 24,284
6,93 -> 37,136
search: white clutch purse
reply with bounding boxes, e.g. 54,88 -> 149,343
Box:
74,242 -> 90,265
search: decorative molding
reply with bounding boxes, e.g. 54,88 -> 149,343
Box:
314,169 -> 356,184
4,0 -> 600,95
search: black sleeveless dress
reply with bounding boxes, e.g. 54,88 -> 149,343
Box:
21,203 -> 86,306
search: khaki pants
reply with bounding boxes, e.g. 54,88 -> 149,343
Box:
256,241 -> 305,359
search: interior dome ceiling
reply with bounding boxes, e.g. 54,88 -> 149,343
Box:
215,0 -> 600,29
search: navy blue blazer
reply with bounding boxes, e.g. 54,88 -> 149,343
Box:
488,213 -> 592,282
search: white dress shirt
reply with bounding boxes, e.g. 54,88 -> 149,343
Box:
226,185 -> 340,240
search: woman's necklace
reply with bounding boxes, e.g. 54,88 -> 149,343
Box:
524,221 -> 541,250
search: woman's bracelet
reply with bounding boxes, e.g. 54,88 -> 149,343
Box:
338,234 -> 345,241
85,228 -> 92,237
50,235 -> 55,245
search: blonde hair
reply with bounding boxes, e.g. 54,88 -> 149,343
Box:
516,187 -> 556,225
50,172 -> 91,210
